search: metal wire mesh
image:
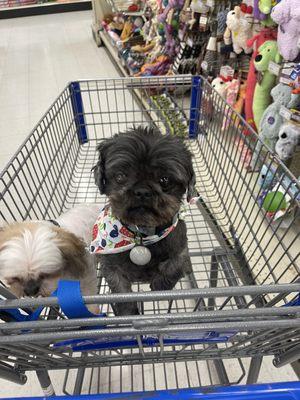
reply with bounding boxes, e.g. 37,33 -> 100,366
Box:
0,75 -> 300,393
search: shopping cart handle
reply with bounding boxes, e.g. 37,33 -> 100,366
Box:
132,319 -> 169,329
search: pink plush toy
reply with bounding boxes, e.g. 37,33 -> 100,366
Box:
222,79 -> 240,130
271,0 -> 300,61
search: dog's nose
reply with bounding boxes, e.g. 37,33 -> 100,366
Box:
133,187 -> 153,200
24,279 -> 40,296
255,54 -> 262,62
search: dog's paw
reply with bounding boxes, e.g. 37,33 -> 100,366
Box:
113,302 -> 139,316
150,276 -> 173,292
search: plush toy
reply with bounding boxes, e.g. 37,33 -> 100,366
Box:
271,0 -> 300,61
234,80 -> 247,115
252,40 -> 281,130
223,5 -> 253,55
275,122 -> 300,160
258,164 -> 275,189
128,0 -> 141,12
244,29 -> 277,134
259,0 -> 272,15
135,55 -> 171,76
158,0 -> 184,23
251,85 -> 300,169
120,20 -> 134,41
211,77 -> 230,95
190,0 -> 210,14
254,0 -> 267,20
259,84 -> 300,149
222,79 -> 240,130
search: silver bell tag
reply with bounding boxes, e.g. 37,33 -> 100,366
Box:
129,235 -> 151,266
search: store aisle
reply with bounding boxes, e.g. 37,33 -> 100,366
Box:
0,10 -> 118,170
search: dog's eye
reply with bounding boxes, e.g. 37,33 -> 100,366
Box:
159,177 -> 170,188
115,172 -> 126,184
39,273 -> 51,280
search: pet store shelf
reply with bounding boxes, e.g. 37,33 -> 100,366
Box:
99,29 -> 129,77
99,28 -> 185,132
0,0 -> 91,18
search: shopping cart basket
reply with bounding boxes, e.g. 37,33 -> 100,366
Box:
0,75 -> 300,397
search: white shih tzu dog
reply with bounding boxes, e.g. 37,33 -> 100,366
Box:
0,204 -> 100,312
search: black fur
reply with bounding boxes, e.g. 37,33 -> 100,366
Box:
93,126 -> 195,315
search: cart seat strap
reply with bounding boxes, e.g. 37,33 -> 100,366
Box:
57,280 -> 105,319
1,304 -> 44,322
1,280 -> 105,322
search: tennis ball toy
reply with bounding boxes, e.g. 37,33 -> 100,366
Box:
262,191 -> 287,212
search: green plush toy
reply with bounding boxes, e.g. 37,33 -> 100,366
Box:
253,40 -> 281,130
259,0 -> 272,14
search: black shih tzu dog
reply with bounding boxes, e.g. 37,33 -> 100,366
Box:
92,126 -> 196,315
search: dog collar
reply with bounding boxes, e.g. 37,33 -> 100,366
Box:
89,205 -> 180,255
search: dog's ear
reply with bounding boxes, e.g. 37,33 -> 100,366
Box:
92,140 -> 113,195
55,228 -> 87,279
187,170 -> 198,202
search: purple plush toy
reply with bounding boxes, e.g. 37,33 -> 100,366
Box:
271,0 -> 300,61
253,0 -> 267,20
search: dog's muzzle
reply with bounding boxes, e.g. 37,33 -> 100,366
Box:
24,279 -> 40,296
133,187 -> 153,201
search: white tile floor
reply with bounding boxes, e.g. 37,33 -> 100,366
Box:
0,10 -> 118,171
0,10 -> 297,399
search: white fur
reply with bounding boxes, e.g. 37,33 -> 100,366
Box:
0,226 -> 63,279
0,204 -> 101,303
56,203 -> 101,244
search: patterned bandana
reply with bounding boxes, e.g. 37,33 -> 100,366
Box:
90,205 -> 180,255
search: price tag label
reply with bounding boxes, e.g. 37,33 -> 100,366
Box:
187,37 -> 194,47
279,76 -> 292,85
268,61 -> 281,76
178,30 -> 184,40
201,61 -> 208,71
220,65 -> 234,78
280,106 -> 292,120
199,15 -> 208,25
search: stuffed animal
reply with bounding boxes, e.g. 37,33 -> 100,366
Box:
259,0 -> 272,14
211,76 -> 233,112
254,0 -> 277,26
251,84 -> 300,168
211,76 -> 231,100
275,122 -> 300,160
224,5 -> 253,54
254,0 -> 267,20
234,79 -> 247,115
271,0 -> 300,61
259,84 -> 300,148
259,83 -> 300,142
222,79 -> 240,130
190,0 -> 210,14
253,40 -> 281,129
258,164 -> 275,189
244,28 -> 277,134
135,55 -> 171,76
158,0 -> 184,23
